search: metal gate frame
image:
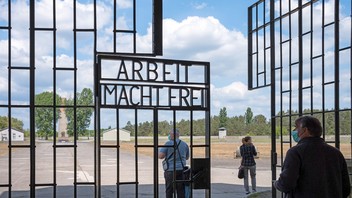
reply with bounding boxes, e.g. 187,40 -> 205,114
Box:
0,0 -> 212,197
94,54 -> 211,197
248,0 -> 352,197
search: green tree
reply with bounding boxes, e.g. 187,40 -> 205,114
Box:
35,91 -> 61,140
0,116 -> 24,131
66,88 -> 94,138
244,107 -> 253,125
123,121 -> 135,136
225,115 -> 246,135
219,107 -> 228,128
250,114 -> 270,135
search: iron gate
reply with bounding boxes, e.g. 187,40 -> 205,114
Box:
0,0 -> 211,197
95,55 -> 211,197
248,0 -> 352,197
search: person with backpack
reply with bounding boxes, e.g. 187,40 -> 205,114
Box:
159,129 -> 190,198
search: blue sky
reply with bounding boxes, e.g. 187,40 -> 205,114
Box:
0,0 -> 351,129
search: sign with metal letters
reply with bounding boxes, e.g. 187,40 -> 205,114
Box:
97,55 -> 210,110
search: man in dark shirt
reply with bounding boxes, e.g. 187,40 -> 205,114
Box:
274,116 -> 351,198
240,136 -> 257,194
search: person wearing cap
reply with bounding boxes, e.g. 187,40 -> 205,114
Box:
158,129 -> 189,198
274,116 -> 351,197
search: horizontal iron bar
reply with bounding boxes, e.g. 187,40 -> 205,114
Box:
118,182 -> 138,185
35,183 -> 56,187
34,28 -> 56,31
113,30 -> 135,33
54,67 -> 76,71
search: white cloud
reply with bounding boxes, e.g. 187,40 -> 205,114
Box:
0,76 -> 7,92
211,82 -> 270,117
117,0 -> 133,9
162,16 -> 248,83
193,2 -> 207,10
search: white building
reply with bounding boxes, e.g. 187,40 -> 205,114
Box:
0,128 -> 25,141
218,127 -> 227,138
102,128 -> 131,141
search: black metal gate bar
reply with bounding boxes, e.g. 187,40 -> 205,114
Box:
0,1 -> 211,197
269,0 -> 276,197
135,109 -> 139,198
52,0 -> 58,197
4,1 -> 12,197
29,0 -> 36,197
248,0 -> 352,198
334,0 -> 340,149
153,109 -> 159,197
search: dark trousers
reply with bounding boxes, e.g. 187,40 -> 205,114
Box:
164,170 -> 185,198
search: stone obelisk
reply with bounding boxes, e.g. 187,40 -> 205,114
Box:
58,98 -> 68,142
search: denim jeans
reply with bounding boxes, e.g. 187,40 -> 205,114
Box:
243,165 -> 256,192
164,170 -> 185,198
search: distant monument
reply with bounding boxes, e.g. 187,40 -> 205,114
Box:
58,98 -> 69,142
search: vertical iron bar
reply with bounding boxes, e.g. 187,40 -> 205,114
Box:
310,0 -> 314,114
135,109 -> 139,197
116,109 -> 120,198
206,60 -> 211,198
263,2 -> 267,86
133,0 -> 136,53
334,0 -> 340,149
94,57 -> 101,197
29,0 -> 36,197
248,6 -> 253,89
7,0 -> 12,196
172,110 -> 176,198
298,0 -> 303,116
53,0 -> 57,196
153,0 -> 163,55
289,0 -> 293,141
134,109 -> 138,196
93,1 -> 99,197
113,0 -> 116,53
153,108 -> 159,197
269,0 -> 276,197
73,1 -> 78,197
94,95 -> 101,198
321,0 -> 326,139
189,111 -> 193,197
256,5 -> 259,87
279,0 -> 284,169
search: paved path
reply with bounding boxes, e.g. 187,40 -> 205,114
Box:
0,142 -> 276,197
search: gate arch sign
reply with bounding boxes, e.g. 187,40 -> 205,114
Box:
95,54 -> 211,197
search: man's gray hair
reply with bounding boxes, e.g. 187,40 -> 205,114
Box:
295,116 -> 322,137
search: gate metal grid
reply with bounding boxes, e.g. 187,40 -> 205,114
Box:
248,0 -> 352,197
0,0 -> 210,197
95,55 -> 211,197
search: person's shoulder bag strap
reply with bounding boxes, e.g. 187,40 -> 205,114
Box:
163,140 -> 182,165
176,140 -> 185,169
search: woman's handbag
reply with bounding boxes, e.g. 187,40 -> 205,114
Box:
238,166 -> 244,179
